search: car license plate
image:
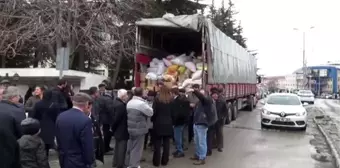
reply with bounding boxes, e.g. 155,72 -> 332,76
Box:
275,118 -> 290,122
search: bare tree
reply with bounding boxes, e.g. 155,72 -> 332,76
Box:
0,0 -> 148,71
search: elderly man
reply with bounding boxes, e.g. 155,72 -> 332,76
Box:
125,87 -> 153,168
56,93 -> 94,168
0,86 -> 26,125
111,89 -> 129,168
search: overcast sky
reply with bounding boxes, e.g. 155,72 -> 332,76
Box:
201,0 -> 340,76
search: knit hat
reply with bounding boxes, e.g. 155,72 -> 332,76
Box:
21,118 -> 40,135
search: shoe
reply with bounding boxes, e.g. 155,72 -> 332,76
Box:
206,151 -> 212,156
174,153 -> 185,158
190,155 -> 199,160
193,159 -> 206,165
218,148 -> 223,152
172,151 -> 179,156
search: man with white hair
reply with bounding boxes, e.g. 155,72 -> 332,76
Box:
111,89 -> 129,168
0,86 -> 26,126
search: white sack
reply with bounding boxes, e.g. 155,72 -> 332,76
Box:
166,55 -> 176,60
156,63 -> 166,75
171,54 -> 191,65
191,70 -> 202,80
147,67 -> 158,73
190,79 -> 202,85
184,62 -> 196,72
163,58 -> 172,67
152,58 -> 161,63
181,79 -> 192,88
150,62 -> 158,68
145,72 -> 157,80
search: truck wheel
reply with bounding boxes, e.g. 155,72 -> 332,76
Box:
247,96 -> 254,111
225,103 -> 232,125
231,101 -> 238,120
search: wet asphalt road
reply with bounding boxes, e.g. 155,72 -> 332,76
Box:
50,101 -> 335,168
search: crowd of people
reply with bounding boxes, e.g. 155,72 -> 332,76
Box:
0,79 -> 229,168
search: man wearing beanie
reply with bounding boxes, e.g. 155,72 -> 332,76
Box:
17,118 -> 50,168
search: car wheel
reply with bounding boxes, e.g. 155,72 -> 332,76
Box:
231,101 -> 238,120
225,103 -> 232,125
310,102 -> 314,105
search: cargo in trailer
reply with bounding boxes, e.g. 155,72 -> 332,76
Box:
134,14 -> 258,122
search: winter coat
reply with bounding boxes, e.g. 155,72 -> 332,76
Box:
17,135 -> 50,168
0,100 -> 26,128
0,107 -> 22,139
192,91 -> 216,126
25,96 -> 41,117
126,96 -> 153,137
97,94 -> 115,124
56,108 -> 94,168
90,115 -> 104,163
151,98 -> 173,137
33,90 -> 61,145
172,94 -> 190,126
214,96 -> 228,125
51,87 -> 68,111
111,98 -> 129,141
0,125 -> 21,168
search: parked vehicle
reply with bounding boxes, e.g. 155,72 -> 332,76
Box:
297,90 -> 315,104
261,93 -> 307,131
134,14 -> 258,123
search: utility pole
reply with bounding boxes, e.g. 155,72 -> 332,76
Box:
294,26 -> 314,90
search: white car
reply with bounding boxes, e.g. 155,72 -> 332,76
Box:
261,93 -> 307,131
297,90 -> 315,104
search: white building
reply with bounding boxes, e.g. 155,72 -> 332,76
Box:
276,74 -> 298,90
0,68 -> 108,97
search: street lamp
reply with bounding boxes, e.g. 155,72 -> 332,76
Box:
293,26 -> 315,89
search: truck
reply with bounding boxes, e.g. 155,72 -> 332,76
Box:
133,14 -> 258,123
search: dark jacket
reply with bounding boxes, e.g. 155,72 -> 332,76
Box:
51,87 -> 68,111
0,100 -> 26,128
18,135 -> 50,168
33,90 -> 61,145
90,114 -> 104,163
215,96 -> 227,121
56,108 -> 94,168
25,96 -> 41,117
172,94 -> 190,126
111,98 -> 129,140
192,91 -> 215,126
151,97 -> 174,137
0,124 -> 21,168
98,94 -> 115,124
0,108 -> 22,139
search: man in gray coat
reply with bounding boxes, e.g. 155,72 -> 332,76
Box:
125,87 -> 153,168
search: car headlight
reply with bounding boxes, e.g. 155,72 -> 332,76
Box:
296,111 -> 306,116
262,109 -> 271,115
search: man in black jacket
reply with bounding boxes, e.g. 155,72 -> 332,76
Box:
172,87 -> 190,158
52,79 -> 68,111
98,86 -> 115,153
111,89 -> 129,168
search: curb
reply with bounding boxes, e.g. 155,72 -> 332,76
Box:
313,117 -> 340,168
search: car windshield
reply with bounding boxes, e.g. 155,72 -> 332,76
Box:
299,90 -> 312,94
266,95 -> 301,105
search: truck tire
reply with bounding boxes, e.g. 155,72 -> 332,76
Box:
231,101 -> 238,120
225,103 -> 232,125
247,96 -> 254,111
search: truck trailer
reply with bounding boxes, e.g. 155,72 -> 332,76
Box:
134,14 -> 258,122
